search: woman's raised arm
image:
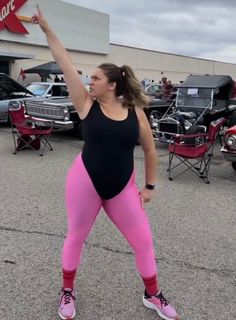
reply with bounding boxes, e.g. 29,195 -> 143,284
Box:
31,5 -> 92,116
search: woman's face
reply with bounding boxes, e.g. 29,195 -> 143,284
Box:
89,68 -> 115,98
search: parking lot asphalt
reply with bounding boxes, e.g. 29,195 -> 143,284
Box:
0,126 -> 235,320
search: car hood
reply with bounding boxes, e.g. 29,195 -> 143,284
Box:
0,73 -> 34,96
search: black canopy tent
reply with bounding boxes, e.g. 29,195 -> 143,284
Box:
24,61 -> 63,78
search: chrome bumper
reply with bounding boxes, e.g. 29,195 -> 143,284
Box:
221,146 -> 236,162
28,117 -> 74,130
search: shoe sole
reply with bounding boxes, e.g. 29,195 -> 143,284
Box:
143,296 -> 178,320
58,309 -> 76,320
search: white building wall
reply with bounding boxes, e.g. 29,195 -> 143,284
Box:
0,0 -> 110,54
109,44 -> 236,83
9,41 -> 236,84
2,1 -> 236,84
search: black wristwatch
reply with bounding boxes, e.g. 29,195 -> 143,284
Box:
145,183 -> 155,190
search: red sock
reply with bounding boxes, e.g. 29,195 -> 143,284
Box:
63,269 -> 76,289
142,274 -> 159,296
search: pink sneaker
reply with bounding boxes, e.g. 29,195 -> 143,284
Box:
143,290 -> 178,320
58,288 -> 76,320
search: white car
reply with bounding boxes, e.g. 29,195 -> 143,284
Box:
144,83 -> 163,98
25,82 -> 69,98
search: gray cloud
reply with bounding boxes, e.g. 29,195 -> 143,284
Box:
62,0 -> 236,63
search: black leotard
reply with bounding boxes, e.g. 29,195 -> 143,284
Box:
81,100 -> 139,199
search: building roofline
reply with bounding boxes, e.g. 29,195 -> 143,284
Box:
0,51 -> 35,60
110,42 -> 236,66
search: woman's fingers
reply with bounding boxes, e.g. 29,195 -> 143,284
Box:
140,196 -> 144,209
139,192 -> 144,208
31,5 -> 43,24
31,15 -> 38,24
139,188 -> 153,204
36,4 -> 43,17
31,5 -> 49,32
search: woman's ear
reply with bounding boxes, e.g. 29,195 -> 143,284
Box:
109,81 -> 116,91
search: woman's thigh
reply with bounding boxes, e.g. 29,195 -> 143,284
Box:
65,153 -> 102,235
103,173 -> 154,249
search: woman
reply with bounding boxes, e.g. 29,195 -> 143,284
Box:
32,6 -> 178,320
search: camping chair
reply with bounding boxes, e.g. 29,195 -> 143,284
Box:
167,117 -> 227,183
8,101 -> 53,156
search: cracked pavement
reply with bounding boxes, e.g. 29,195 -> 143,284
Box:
0,126 -> 235,320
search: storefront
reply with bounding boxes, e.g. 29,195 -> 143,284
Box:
0,51 -> 34,75
1,0 -> 236,83
0,0 -> 109,80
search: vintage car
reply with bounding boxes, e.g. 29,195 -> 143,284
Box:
221,112 -> 236,170
0,73 -> 35,123
25,96 -> 77,131
0,73 -> 69,124
150,74 -> 236,142
24,82 -> 90,138
144,97 -> 175,124
24,85 -> 174,139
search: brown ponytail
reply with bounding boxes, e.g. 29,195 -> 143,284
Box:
98,63 -> 149,109
120,65 -> 149,108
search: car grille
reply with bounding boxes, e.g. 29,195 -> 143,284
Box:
25,101 -> 65,120
158,119 -> 182,134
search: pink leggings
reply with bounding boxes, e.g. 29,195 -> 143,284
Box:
62,154 -> 157,278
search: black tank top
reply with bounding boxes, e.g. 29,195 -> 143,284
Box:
81,100 -> 139,199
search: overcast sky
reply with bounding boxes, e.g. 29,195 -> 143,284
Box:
62,0 -> 236,64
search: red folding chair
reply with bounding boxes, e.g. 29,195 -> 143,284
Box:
8,101 -> 53,156
167,117 -> 227,183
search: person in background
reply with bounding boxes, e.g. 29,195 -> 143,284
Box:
167,80 -> 173,90
160,77 -> 168,97
54,75 -> 60,82
32,5 -> 178,320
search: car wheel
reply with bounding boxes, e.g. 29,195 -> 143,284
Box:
232,162 -> 236,171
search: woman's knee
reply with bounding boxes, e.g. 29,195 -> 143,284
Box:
129,229 -> 154,253
64,232 -> 85,249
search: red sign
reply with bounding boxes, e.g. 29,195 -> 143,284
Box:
0,0 -> 28,34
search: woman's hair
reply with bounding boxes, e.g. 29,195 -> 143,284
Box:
97,63 -> 149,109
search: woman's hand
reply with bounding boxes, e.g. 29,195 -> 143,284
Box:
139,187 -> 155,208
31,5 -> 51,33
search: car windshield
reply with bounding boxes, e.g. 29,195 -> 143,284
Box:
25,84 -> 49,96
148,85 -> 161,94
146,84 -> 161,95
176,87 -> 212,109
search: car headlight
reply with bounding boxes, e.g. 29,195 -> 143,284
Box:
62,106 -> 70,121
149,115 -> 159,129
225,134 -> 236,149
